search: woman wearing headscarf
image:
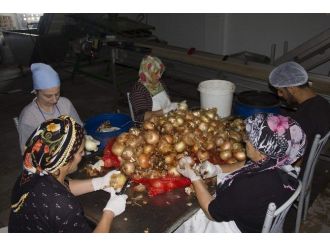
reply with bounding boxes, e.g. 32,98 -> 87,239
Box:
175,113 -> 306,232
129,55 -> 178,122
9,116 -> 127,233
18,63 -> 83,154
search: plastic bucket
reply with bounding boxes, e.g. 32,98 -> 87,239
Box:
198,80 -> 236,118
84,113 -> 133,150
233,91 -> 280,118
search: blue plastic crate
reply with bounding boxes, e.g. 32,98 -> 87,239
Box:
84,113 -> 133,150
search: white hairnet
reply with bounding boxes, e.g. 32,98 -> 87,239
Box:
269,61 -> 308,88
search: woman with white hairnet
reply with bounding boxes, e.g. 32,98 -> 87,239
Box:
18,63 -> 83,154
269,61 -> 330,178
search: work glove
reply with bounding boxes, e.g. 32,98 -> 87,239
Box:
163,102 -> 178,114
103,187 -> 128,217
176,157 -> 201,182
91,170 -> 121,191
199,161 -> 222,179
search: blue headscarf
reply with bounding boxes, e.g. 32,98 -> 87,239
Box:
31,63 -> 60,90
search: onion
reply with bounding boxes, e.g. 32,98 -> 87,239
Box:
162,122 -> 174,134
220,150 -> 232,161
198,122 -> 209,132
178,100 -> 188,111
183,133 -> 195,146
175,141 -> 186,153
129,128 -> 141,136
122,162 -> 135,176
200,115 -> 210,123
204,140 -> 215,150
143,121 -> 155,130
233,150 -> 246,161
229,131 -> 242,142
197,150 -> 209,162
116,133 -> 129,143
144,130 -> 160,145
110,172 -> 127,190
137,153 -> 151,169
121,146 -> 135,160
163,134 -> 174,144
111,142 -> 125,156
158,140 -> 173,154
215,137 -> 224,147
168,166 -> 181,177
164,153 -> 175,165
232,142 -> 243,150
175,117 -> 185,126
220,140 -> 232,151
227,157 -> 238,165
205,109 -> 216,119
143,144 -> 154,155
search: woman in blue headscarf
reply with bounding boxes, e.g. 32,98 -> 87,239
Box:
9,116 -> 127,233
18,63 -> 83,154
176,113 -> 306,232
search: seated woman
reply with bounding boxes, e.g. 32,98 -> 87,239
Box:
129,55 -> 178,122
9,115 -> 127,233
18,63 -> 83,154
176,113 -> 306,233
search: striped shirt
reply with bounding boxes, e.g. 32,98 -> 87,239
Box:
129,82 -> 153,122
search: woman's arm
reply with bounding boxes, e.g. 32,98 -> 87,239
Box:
68,179 -> 94,196
220,161 -> 245,173
93,211 -> 114,233
192,180 -> 215,220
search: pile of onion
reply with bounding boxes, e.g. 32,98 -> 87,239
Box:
111,105 -> 247,180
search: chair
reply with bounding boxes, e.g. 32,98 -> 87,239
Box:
127,92 -> 135,122
13,117 -> 19,132
262,181 -> 302,233
295,131 -> 330,232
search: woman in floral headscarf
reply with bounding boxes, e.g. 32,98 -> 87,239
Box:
129,55 -> 178,122
176,113 -> 306,233
9,116 -> 128,233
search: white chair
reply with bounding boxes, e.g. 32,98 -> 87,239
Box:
127,92 -> 135,122
262,181 -> 302,233
295,131 -> 330,232
13,117 -> 19,132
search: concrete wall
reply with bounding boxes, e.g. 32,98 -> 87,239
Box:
121,13 -> 330,75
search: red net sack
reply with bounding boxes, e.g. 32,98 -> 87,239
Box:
102,138 -> 121,168
132,176 -> 191,197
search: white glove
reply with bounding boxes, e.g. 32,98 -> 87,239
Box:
163,102 -> 178,114
176,163 -> 201,182
91,170 -> 120,191
200,161 -> 222,179
103,187 -> 128,216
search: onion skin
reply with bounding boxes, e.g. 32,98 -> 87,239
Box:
143,144 -> 155,155
121,146 -> 135,160
168,166 -> 181,177
220,141 -> 232,151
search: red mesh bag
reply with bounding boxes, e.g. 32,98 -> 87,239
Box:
102,138 -> 121,168
132,176 -> 191,197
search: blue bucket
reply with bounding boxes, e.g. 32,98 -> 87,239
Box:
84,113 -> 133,150
233,91 -> 280,119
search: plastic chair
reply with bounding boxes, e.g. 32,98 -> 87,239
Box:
295,131 -> 330,232
127,92 -> 135,122
13,117 -> 19,132
262,181 -> 302,233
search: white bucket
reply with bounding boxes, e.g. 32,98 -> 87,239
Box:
198,80 -> 236,118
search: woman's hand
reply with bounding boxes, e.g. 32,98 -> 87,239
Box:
91,170 -> 121,191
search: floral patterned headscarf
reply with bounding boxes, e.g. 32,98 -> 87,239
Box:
220,113 -> 306,190
11,115 -> 84,213
138,55 -> 165,96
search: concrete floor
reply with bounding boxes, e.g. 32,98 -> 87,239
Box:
0,62 -> 329,232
